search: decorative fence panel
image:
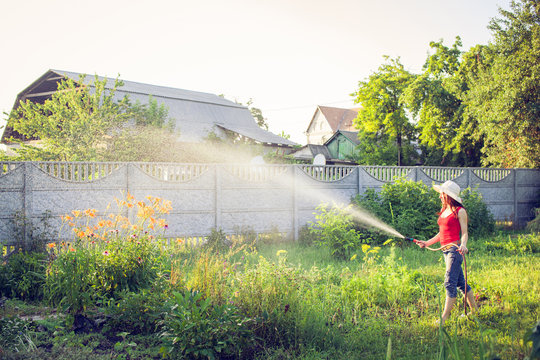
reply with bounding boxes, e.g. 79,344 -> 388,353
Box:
1,162 -> 538,250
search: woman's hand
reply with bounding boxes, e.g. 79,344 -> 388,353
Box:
459,244 -> 468,254
416,240 -> 426,248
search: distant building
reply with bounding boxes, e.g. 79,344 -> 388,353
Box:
305,105 -> 359,145
325,130 -> 360,161
1,69 -> 296,153
291,130 -> 359,165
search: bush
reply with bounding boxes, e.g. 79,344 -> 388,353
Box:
0,252 -> 47,301
353,178 -> 439,241
102,284 -> 170,336
461,187 -> 495,236
526,208 -> 540,232
45,194 -> 170,314
309,204 -> 363,260
159,290 -> 255,359
352,178 -> 496,240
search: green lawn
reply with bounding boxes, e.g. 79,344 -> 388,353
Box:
1,230 -> 538,359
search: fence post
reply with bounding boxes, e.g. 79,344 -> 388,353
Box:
293,165 -> 299,241
23,162 -> 33,248
215,165 -> 222,230
513,169 -> 518,227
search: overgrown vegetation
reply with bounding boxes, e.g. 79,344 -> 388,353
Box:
0,192 -> 537,360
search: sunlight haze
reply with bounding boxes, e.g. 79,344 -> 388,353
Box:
0,0 -> 504,144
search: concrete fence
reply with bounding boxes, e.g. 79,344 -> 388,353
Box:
1,162 -> 538,249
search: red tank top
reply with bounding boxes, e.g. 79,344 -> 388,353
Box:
438,207 -> 462,246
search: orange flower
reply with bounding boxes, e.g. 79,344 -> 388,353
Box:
78,231 -> 85,238
47,242 -> 56,248
127,192 -> 135,201
72,210 -> 81,217
176,238 -> 184,244
68,222 -> 75,227
69,247 -> 76,252
127,203 -> 134,209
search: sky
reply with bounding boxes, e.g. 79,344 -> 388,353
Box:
0,0 -> 506,144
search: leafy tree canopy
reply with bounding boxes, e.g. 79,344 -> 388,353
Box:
352,57 -> 417,166
6,75 -> 176,162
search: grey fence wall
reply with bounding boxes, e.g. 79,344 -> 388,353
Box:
1,162 -> 539,247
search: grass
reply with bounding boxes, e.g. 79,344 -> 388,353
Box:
1,230 -> 538,359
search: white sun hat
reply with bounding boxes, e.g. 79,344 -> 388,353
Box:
433,180 -> 463,204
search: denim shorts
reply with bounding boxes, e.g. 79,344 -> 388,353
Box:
443,247 -> 471,298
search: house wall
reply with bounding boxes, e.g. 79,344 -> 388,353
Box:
1,163 -> 538,251
306,111 -> 333,145
326,134 -> 357,160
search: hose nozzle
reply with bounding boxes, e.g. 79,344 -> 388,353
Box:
404,237 -> 418,243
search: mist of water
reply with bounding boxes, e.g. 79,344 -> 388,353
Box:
175,143 -> 405,239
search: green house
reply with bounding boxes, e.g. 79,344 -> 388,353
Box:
324,130 -> 360,161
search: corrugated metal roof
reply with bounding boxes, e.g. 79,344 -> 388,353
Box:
2,69 -> 296,146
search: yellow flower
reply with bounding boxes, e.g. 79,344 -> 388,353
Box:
350,254 -> 357,261
276,250 -> 287,257
72,210 -> 81,217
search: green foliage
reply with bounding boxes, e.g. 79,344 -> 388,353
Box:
477,233 -> 540,254
159,289 -> 255,359
6,74 -> 176,162
352,56 -> 417,166
101,285 -> 169,336
45,195 -> 170,314
461,188 -> 495,236
353,178 -> 495,240
526,208 -> 540,233
0,252 -> 47,301
353,178 -> 440,241
401,38 -> 483,167
462,0 -> 540,168
0,316 -> 37,353
309,204 -> 363,260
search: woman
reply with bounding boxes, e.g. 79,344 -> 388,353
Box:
416,180 -> 478,325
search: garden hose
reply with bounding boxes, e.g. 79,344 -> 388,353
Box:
405,238 -> 468,316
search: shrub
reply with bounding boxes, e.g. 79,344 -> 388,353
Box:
353,178 -> 496,240
526,208 -> 540,232
461,187 -> 495,236
45,194 -> 170,314
309,204 -> 363,260
0,316 -> 36,353
159,290 -> 255,359
0,252 -> 47,301
101,283 -> 170,336
353,178 -> 439,241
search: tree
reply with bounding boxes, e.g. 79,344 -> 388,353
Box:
352,56 -> 416,166
464,0 -> 540,168
402,38 -> 483,166
245,98 -> 269,130
7,75 -> 176,161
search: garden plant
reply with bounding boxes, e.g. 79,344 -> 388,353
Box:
0,183 -> 539,360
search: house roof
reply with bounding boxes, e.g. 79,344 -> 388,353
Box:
324,130 -> 360,146
2,69 -> 296,146
306,105 -> 359,134
290,144 -> 332,161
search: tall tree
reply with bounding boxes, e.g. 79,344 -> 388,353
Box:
402,38 -> 483,166
464,0 -> 540,168
352,56 -> 416,166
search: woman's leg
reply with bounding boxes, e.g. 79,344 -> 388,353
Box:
442,250 -> 461,324
466,291 -> 478,312
441,296 -> 457,324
